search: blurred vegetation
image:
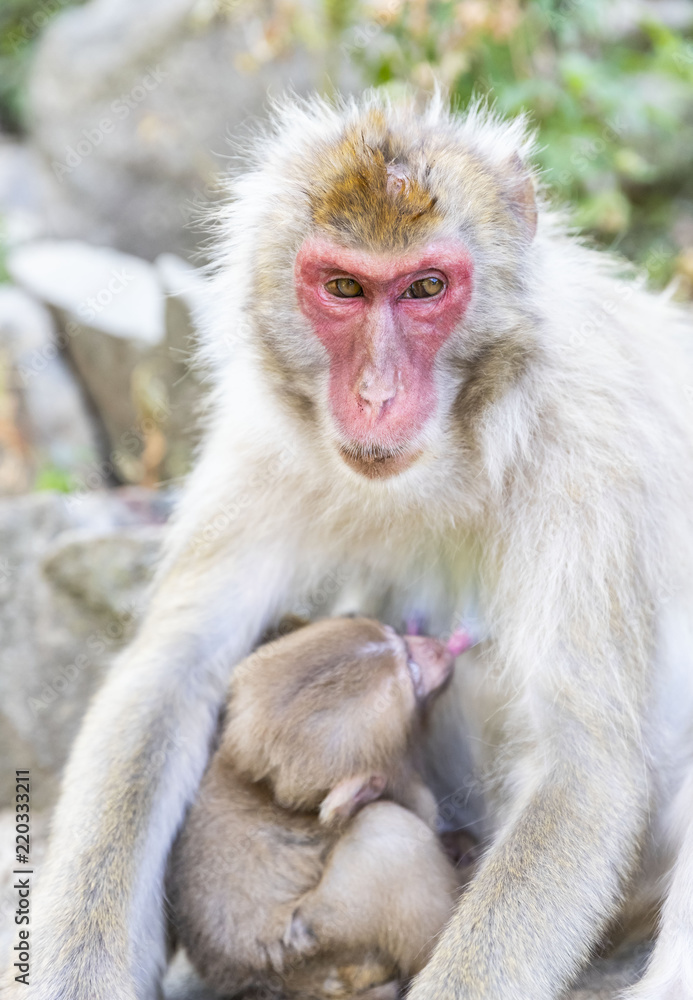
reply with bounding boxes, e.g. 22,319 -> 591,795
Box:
273,0 -> 693,291
33,465 -> 77,492
1,0 -> 693,290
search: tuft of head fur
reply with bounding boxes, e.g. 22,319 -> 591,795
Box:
309,106 -> 442,251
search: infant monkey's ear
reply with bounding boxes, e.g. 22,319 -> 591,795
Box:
319,773 -> 387,826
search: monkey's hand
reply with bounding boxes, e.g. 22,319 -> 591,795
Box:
406,748 -> 646,1000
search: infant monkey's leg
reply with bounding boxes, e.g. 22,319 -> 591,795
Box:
287,801 -> 458,978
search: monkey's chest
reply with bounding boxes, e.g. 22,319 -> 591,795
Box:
314,522 -> 483,638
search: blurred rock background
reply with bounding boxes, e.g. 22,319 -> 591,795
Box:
0,0 -> 692,975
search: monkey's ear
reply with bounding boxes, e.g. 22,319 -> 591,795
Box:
319,773 -> 387,827
504,154 -> 537,240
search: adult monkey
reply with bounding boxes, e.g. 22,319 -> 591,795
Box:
19,93 -> 693,1000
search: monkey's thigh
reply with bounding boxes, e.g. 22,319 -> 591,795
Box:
293,801 -> 457,976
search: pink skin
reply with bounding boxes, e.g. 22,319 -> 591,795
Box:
446,627 -> 475,657
405,618 -> 476,657
295,236 -> 474,456
402,634 -> 455,702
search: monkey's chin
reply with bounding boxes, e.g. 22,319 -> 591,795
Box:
338,444 -> 422,480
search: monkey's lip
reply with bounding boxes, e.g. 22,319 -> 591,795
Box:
338,444 -> 422,480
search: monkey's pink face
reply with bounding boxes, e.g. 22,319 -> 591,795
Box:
295,237 -> 474,478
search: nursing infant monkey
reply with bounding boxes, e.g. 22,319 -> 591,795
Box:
168,617 -> 463,999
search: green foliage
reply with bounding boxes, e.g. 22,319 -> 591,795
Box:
338,0 -> 693,286
1,0 -> 691,288
34,465 -> 76,493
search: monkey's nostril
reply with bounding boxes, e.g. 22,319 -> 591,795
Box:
357,398 -> 395,422
357,389 -> 397,412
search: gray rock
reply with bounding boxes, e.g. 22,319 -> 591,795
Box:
26,0 -> 339,260
7,239 -> 165,342
0,138 -> 51,248
42,526 -> 162,619
0,285 -> 102,494
0,487 -> 171,811
7,240 -> 204,484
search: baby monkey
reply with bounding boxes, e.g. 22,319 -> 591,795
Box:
167,617 -> 460,999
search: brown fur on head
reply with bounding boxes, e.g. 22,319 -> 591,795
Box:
219,617 -> 446,816
306,105 -> 535,255
310,110 -> 441,251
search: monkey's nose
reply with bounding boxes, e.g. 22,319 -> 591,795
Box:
357,375 -> 397,415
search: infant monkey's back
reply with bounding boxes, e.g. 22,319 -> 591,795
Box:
168,617 -> 460,999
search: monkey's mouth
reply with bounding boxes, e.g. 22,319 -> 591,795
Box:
338,443 -> 422,480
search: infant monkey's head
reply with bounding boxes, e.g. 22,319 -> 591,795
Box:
220,617 -> 454,824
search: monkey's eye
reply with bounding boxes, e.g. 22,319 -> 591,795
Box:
402,277 -> 445,299
325,278 -> 364,298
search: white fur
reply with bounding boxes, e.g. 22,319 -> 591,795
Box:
13,92 -> 693,1000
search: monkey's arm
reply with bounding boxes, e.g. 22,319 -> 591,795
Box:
15,448 -> 310,1000
408,737 -> 647,1000
408,509 -> 652,1000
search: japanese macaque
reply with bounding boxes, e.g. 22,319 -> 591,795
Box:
167,617 -> 460,999
15,91 -> 693,1000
